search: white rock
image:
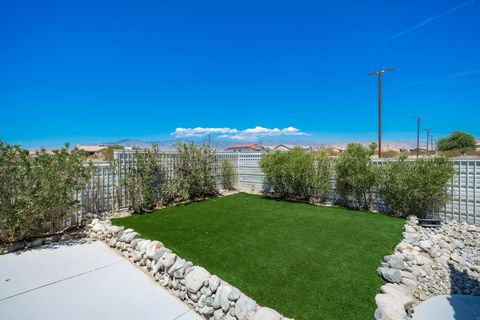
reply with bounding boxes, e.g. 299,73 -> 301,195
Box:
374,294 -> 407,320
380,284 -> 414,307
208,275 -> 221,292
185,266 -> 211,293
250,307 -> 281,320
235,295 -> 257,320
213,285 -> 233,312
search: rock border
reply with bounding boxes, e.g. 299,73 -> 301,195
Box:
87,218 -> 292,320
0,230 -> 86,255
374,216 -> 480,320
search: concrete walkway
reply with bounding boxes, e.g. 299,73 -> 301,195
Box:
412,294 -> 480,320
0,240 -> 202,320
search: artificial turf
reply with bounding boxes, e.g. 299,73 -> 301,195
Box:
111,193 -> 404,320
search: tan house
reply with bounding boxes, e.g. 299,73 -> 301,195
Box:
383,144 -> 400,153
77,145 -> 108,157
324,146 -> 345,155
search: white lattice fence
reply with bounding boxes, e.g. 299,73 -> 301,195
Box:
76,151 -> 480,225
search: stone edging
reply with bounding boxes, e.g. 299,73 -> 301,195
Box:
0,230 -> 86,255
374,216 -> 480,320
87,219 -> 293,320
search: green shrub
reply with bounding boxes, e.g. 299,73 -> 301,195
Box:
123,145 -> 167,214
220,158 -> 237,190
335,143 -> 378,210
163,141 -> 218,201
260,148 -> 332,202
437,131 -> 476,153
378,156 -> 455,218
0,141 -> 91,243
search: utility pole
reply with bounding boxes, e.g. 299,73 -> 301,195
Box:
425,128 -> 431,156
431,135 -> 435,154
368,67 -> 395,158
415,115 -> 422,158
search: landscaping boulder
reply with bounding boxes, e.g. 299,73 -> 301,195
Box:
208,275 -> 221,292
378,267 -> 401,283
185,266 -> 211,293
146,241 -> 163,259
118,231 -> 139,243
251,307 -> 282,320
213,285 -> 233,312
380,284 -> 414,308
235,295 -> 257,320
384,255 -> 405,270
374,294 -> 407,320
168,258 -> 186,277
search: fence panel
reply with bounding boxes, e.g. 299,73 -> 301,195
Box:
75,151 -> 480,225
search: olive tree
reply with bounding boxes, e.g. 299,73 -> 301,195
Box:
163,141 -> 218,201
378,156 -> 455,218
123,145 -> 167,213
335,143 -> 378,210
260,148 -> 332,202
220,158 -> 237,190
0,141 -> 91,243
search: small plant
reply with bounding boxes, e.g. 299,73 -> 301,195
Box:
260,147 -> 332,202
0,141 -> 91,243
335,143 -> 378,210
378,156 -> 455,218
123,145 -> 167,213
220,158 -> 237,190
163,141 -> 218,201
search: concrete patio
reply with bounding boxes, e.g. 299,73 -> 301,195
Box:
0,240 -> 201,320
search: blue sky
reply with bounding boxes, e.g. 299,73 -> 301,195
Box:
1,0 -> 479,147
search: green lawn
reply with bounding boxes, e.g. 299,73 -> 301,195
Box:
111,193 -> 403,320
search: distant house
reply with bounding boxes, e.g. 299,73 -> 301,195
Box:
224,144 -> 264,152
324,146 -> 345,155
476,141 -> 480,151
273,144 -> 314,152
383,144 -> 400,153
77,145 -> 108,157
263,145 -> 276,151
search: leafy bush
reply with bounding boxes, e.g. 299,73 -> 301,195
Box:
335,143 -> 378,210
260,148 -> 332,202
220,158 -> 237,190
123,145 -> 167,213
164,141 -> 218,201
437,131 -> 476,153
0,141 -> 91,243
378,156 -> 455,218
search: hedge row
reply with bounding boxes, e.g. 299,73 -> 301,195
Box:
260,144 -> 455,218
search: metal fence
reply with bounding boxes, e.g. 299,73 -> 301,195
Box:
77,151 -> 480,225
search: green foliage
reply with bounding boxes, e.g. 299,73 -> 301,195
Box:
163,141 -> 218,202
437,131 -> 476,153
102,144 -> 125,161
335,143 -> 378,210
220,158 -> 237,190
260,148 -> 332,202
0,141 -> 91,243
378,157 -> 455,218
123,145 -> 167,214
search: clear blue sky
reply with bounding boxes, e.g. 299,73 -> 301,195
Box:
1,0 -> 479,147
